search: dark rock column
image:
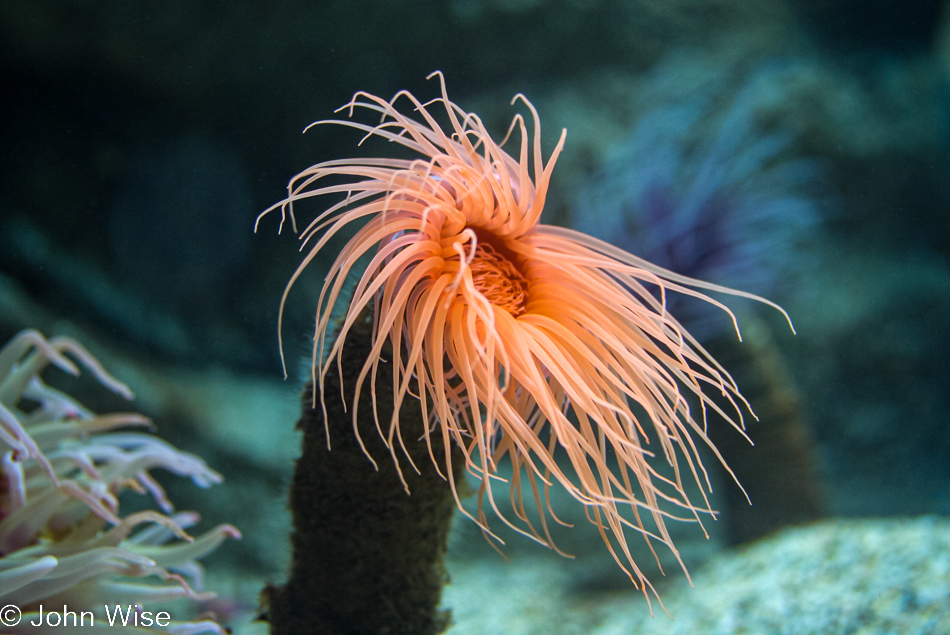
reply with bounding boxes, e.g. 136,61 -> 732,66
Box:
264,311 -> 465,635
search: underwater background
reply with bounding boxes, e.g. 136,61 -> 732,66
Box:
1,1 -> 949,633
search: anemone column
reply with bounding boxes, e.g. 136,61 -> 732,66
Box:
264,312 -> 464,635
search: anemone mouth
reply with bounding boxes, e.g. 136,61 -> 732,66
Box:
468,241 -> 529,317
455,226 -> 527,316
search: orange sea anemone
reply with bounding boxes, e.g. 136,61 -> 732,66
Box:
257,72 -> 792,605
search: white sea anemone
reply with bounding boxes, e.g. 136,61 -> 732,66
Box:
0,329 -> 239,633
